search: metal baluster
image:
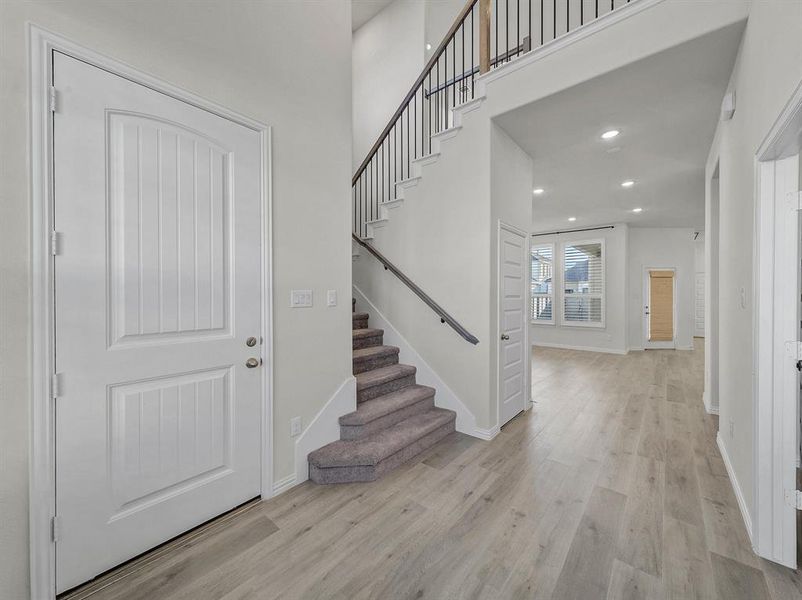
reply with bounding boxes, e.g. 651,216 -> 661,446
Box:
471,8 -> 475,97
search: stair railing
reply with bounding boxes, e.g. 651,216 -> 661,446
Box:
352,0 -> 635,342
352,0 -> 633,239
352,234 -> 480,344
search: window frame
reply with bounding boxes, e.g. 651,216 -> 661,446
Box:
530,242 -> 555,325
560,238 -> 606,329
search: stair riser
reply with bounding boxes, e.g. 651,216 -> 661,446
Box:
352,334 -> 383,350
352,317 -> 369,330
353,353 -> 398,375
357,374 -> 416,403
340,396 -> 435,441
310,420 -> 456,484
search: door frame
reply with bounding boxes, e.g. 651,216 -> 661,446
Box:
642,266 -> 677,349
496,221 -> 531,428
753,77 -> 802,569
29,25 -> 273,599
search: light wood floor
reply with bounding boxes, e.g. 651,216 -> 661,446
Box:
65,342 -> 802,600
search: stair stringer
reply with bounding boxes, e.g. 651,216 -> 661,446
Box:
352,285 -> 495,440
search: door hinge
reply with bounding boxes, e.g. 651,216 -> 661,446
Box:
785,489 -> 802,510
50,231 -> 61,256
51,516 -> 60,542
48,86 -> 58,113
51,372 -> 62,399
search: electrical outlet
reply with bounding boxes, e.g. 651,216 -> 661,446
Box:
291,290 -> 313,308
290,416 -> 302,437
327,290 -> 337,307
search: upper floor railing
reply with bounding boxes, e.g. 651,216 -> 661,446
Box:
352,0 -> 633,238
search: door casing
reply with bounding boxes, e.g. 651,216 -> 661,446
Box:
642,266 -> 677,349
29,25 -> 273,599
753,78 -> 802,569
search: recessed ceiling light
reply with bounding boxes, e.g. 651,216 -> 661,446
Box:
426,43 -> 432,51
632,207 -> 643,213
601,129 -> 620,140
621,180 -> 635,188
533,188 -> 545,195
568,217 -> 577,222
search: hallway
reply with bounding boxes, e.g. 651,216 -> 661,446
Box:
65,343 -> 802,600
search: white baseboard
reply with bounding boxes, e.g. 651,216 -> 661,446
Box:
294,376 -> 357,486
352,285 -> 485,440
532,341 -> 629,355
272,474 -> 297,496
473,425 -> 501,441
717,432 -> 753,544
703,391 -> 719,415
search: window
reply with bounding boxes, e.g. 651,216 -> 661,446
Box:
562,240 -> 604,327
531,243 -> 554,323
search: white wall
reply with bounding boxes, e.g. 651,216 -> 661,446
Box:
352,0 -> 425,168
530,224 -> 629,354
0,1 -> 353,597
627,228 -> 696,350
706,0 -> 802,522
491,123 -> 534,408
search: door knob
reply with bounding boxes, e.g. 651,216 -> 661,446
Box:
500,334 -> 510,341
245,357 -> 261,368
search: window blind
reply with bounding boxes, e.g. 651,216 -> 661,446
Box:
562,241 -> 604,326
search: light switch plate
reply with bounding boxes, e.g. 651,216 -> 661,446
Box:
291,289 -> 313,308
327,290 -> 337,307
290,416 -> 302,437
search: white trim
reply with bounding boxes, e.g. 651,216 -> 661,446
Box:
560,237 -> 606,329
642,266 -> 678,349
717,432 -> 754,545
294,376 -> 357,486
497,222 -> 532,428
29,25 -> 273,599
752,77 -> 802,569
532,341 -> 628,356
703,391 -> 720,415
475,0 -> 667,91
530,241 -> 556,325
473,425 -> 501,441
352,285 -> 484,437
272,474 -> 297,496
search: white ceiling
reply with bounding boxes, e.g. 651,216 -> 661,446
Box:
495,23 -> 745,233
352,0 -> 395,31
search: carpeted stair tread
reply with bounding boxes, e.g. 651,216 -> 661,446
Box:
352,328 -> 384,339
352,312 -> 369,321
340,385 -> 436,426
309,408 -> 455,468
356,364 -> 416,390
352,345 -> 399,361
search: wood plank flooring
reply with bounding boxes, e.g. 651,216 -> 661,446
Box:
63,341 -> 802,600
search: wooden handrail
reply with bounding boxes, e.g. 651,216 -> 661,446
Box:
352,0 -> 482,186
352,234 -> 480,345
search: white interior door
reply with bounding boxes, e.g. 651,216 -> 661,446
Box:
499,225 -> 528,426
53,52 -> 264,592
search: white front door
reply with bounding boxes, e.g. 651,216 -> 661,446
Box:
53,53 -> 264,592
499,224 -> 528,426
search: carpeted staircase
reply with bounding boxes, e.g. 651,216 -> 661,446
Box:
308,304 -> 456,484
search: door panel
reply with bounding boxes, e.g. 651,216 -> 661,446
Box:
54,53 -> 263,593
499,226 -> 527,427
